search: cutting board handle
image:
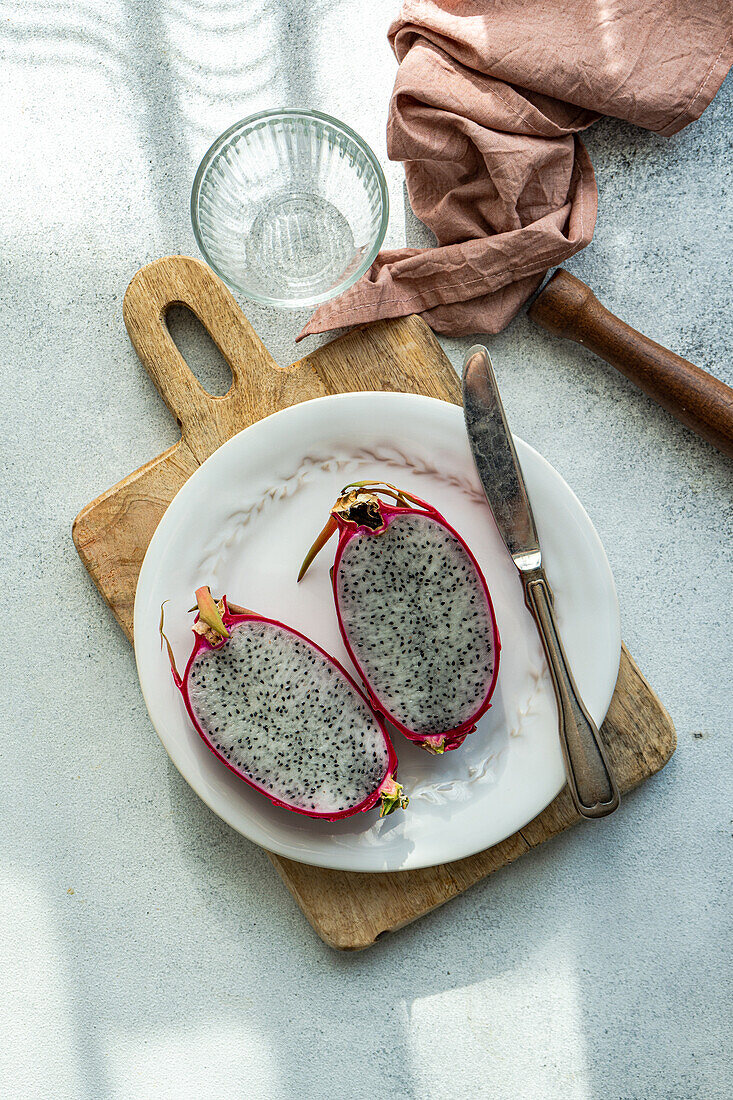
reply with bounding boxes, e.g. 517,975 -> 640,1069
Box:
122,256 -> 280,457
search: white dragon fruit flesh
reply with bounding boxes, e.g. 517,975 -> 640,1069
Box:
298,483 -> 500,753
161,587 -> 407,820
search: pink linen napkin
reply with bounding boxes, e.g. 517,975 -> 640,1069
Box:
299,0 -> 731,341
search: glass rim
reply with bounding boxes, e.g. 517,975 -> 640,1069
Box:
190,108 -> 390,309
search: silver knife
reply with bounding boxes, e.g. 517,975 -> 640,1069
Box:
463,345 -> 619,819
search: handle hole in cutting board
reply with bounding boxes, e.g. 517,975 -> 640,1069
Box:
165,304 -> 233,397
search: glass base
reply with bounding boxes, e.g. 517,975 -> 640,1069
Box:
244,191 -> 357,301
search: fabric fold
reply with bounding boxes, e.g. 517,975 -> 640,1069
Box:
299,0 -> 731,342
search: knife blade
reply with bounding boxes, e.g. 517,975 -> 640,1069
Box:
463,345 -> 619,819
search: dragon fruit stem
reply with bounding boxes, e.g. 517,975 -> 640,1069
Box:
195,585 -> 229,638
159,601 -> 182,686
297,514 -> 338,581
340,480 -> 417,508
379,776 -> 409,817
226,601 -> 256,616
421,735 -> 446,755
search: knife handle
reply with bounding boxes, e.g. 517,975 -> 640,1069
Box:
521,567 -> 620,819
528,269 -> 733,459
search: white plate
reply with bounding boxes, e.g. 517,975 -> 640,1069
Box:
134,393 -> 620,871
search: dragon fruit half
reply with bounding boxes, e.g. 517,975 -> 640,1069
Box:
161,587 -> 408,820
298,482 -> 501,754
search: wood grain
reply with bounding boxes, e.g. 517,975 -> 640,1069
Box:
270,644 -> 675,949
73,256 -> 676,950
528,269 -> 733,458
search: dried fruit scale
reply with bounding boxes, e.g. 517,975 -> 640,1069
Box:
72,256 -> 676,950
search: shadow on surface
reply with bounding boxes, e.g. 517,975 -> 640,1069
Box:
166,304 -> 234,396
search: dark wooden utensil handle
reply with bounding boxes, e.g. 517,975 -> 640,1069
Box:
528,269 -> 733,458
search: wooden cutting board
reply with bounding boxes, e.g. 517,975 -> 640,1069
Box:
73,256 -> 676,950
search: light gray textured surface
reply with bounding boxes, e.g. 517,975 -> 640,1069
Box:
1,2 -> 731,1098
